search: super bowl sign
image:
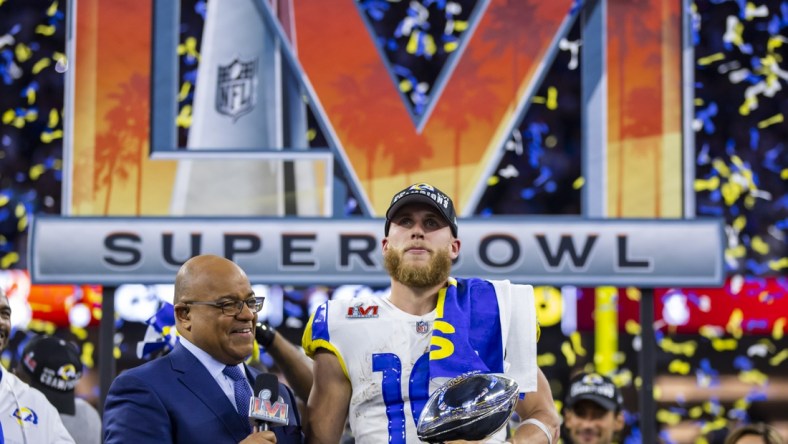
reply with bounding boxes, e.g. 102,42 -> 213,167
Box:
29,216 -> 723,287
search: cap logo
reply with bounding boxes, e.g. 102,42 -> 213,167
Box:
39,365 -> 80,391
570,374 -> 616,399
22,352 -> 37,373
57,364 -> 78,381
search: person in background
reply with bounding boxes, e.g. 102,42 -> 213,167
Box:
724,423 -> 785,444
0,288 -> 75,443
562,372 -> 625,444
303,182 -> 560,443
16,335 -> 101,444
103,254 -> 303,444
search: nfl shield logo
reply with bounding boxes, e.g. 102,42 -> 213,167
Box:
215,58 -> 258,121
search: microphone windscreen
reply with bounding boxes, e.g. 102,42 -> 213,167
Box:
253,373 -> 280,403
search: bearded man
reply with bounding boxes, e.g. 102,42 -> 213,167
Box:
302,183 -> 560,444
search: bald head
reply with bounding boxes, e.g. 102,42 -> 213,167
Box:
173,255 -> 257,364
174,255 -> 248,304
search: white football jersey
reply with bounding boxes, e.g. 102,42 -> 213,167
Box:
303,279 -> 537,444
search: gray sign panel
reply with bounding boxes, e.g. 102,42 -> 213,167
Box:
29,216 -> 725,287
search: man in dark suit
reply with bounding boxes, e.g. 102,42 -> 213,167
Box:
103,254 -> 303,444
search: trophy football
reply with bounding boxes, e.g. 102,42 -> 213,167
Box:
416,373 -> 519,442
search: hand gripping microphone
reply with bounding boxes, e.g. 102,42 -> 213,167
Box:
249,373 -> 289,432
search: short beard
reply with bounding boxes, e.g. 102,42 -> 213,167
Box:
384,246 -> 453,288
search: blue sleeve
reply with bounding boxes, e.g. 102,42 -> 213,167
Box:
103,371 -> 174,444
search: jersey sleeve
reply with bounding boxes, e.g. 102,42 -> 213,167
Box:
491,280 -> 538,394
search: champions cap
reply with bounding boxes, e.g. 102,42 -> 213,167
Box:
565,372 -> 623,412
385,183 -> 458,237
20,336 -> 82,415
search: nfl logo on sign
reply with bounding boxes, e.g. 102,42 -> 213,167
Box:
215,58 -> 258,121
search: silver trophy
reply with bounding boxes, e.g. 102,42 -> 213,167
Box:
416,373 -> 519,442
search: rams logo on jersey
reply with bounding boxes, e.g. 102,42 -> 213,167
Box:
13,407 -> 39,426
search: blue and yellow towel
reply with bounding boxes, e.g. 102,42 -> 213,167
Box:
429,277 -> 538,394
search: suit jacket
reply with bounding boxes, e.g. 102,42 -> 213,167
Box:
103,343 -> 303,444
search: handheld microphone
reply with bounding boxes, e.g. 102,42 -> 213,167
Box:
249,373 -> 289,432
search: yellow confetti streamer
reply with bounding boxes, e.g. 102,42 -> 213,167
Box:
657,409 -> 683,425
546,87 -> 558,110
757,113 -> 783,128
732,215 -> 747,232
487,176 -> 500,186
561,340 -> 576,366
35,24 -> 56,36
769,349 -> 788,366
70,326 -> 88,340
178,81 -> 192,102
29,164 -> 45,180
773,318 -> 786,340
726,309 -> 744,338
443,41 -> 458,52
176,105 -> 192,128
27,319 -> 57,335
739,95 -> 757,115
712,158 -> 731,177
32,58 -> 51,74
572,176 -> 584,189
15,43 -> 32,62
711,337 -> 738,351
625,319 -> 641,335
659,338 -> 697,356
721,181 -> 743,206
698,52 -> 725,65
739,368 -> 768,386
114,346 -> 121,359
406,31 -> 435,56
569,331 -> 586,356
537,353 -> 556,367
453,20 -> 468,32
700,418 -> 727,434
1,252 -> 19,268
41,129 -> 63,143
769,258 -> 788,271
733,398 -> 750,411
2,109 -> 14,124
48,108 -> 59,127
306,128 -> 317,142
694,176 -> 720,191
47,1 -> 59,16
668,359 -> 692,375
399,78 -> 413,93
82,342 -> 95,368
625,287 -> 640,302
92,307 -> 102,321
25,86 -> 36,105
726,245 -> 746,258
750,236 -> 769,255
689,406 -> 703,419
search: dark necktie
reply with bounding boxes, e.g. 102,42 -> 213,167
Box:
223,365 -> 253,430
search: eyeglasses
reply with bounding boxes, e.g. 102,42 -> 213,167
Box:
181,297 -> 264,316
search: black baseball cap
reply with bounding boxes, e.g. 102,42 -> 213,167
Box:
565,372 -> 623,412
385,183 -> 458,237
20,336 -> 82,415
